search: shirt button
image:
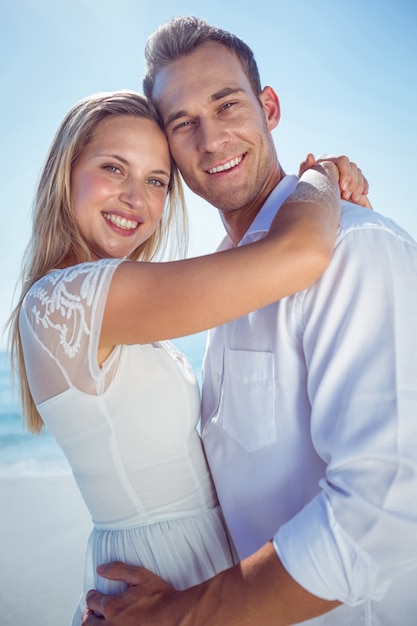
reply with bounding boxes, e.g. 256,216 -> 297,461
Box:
214,373 -> 221,383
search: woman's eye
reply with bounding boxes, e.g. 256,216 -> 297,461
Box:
104,165 -> 121,174
147,178 -> 167,188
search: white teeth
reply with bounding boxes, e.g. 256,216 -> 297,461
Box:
102,212 -> 138,230
208,156 -> 242,174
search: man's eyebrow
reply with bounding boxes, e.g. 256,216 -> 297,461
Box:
165,87 -> 245,128
211,87 -> 245,102
165,110 -> 189,128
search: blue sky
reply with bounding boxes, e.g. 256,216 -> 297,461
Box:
1,0 -> 416,347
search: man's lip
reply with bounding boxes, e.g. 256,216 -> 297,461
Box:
205,154 -> 244,175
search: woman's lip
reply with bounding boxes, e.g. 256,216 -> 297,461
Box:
102,211 -> 142,231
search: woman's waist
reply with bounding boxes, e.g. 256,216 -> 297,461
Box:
92,502 -> 221,531
75,470 -> 218,529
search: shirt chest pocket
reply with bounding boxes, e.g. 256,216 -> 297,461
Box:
221,349 -> 276,452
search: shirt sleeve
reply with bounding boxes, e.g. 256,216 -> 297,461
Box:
20,258 -> 124,401
274,210 -> 417,605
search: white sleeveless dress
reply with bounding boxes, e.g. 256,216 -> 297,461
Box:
19,258 -> 236,625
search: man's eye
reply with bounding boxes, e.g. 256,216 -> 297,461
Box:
172,120 -> 191,132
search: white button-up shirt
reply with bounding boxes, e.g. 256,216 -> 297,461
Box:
201,175 -> 417,624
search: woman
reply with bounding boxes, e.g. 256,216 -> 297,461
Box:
8,90 -> 363,624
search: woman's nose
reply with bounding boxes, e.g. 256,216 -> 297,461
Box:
119,179 -> 145,209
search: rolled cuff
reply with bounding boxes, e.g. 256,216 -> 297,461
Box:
273,495 -> 386,606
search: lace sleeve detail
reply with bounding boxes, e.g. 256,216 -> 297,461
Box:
21,258 -> 124,399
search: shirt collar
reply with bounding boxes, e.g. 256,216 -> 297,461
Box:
217,174 -> 299,251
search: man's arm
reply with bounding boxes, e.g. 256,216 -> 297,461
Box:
274,211 -> 417,604
83,541 -> 339,625
84,212 -> 417,625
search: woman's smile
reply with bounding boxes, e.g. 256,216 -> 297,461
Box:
101,211 -> 142,233
70,114 -> 171,260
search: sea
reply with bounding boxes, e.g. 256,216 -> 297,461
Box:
0,332 -> 207,478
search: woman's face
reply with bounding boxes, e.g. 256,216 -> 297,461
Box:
71,115 -> 171,260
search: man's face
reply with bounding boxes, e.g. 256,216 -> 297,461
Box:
152,42 -> 281,221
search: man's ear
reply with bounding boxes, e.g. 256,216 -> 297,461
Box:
259,86 -> 281,131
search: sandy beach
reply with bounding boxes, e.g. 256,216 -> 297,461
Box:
1,475 -> 92,626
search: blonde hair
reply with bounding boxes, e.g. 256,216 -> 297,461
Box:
8,90 -> 188,433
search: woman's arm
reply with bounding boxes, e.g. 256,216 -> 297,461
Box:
100,162 -> 340,348
299,153 -> 372,208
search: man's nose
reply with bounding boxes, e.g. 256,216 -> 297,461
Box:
197,118 -> 228,153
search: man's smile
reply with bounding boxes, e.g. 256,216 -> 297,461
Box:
207,155 -> 244,174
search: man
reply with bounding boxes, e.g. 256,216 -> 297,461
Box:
83,17 -> 417,625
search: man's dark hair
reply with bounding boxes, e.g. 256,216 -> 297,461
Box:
143,16 -> 262,99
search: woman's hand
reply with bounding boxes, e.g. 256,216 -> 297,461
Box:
299,153 -> 372,209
